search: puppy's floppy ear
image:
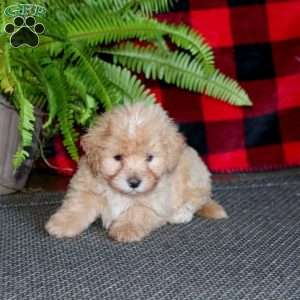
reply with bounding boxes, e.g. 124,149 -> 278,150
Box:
80,132 -> 102,176
164,128 -> 185,172
80,117 -> 110,176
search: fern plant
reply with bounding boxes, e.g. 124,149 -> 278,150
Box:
0,0 -> 251,167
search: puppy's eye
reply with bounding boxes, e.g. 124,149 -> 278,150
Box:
114,154 -> 123,161
146,154 -> 154,162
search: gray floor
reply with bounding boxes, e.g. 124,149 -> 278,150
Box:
1,170 -> 300,299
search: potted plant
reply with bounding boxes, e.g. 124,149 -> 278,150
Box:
0,0 -> 251,193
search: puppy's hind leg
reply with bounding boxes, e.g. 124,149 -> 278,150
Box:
197,199 -> 228,219
170,186 -> 228,224
169,202 -> 195,224
169,187 -> 210,224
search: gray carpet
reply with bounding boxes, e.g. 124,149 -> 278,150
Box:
1,172 -> 300,300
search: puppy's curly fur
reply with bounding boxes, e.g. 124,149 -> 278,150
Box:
46,103 -> 227,242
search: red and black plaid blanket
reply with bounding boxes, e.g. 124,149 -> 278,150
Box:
45,0 -> 300,174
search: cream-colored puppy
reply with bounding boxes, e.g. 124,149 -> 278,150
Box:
46,102 -> 227,242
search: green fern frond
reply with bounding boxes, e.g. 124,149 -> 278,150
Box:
40,65 -> 59,128
66,63 -> 121,109
31,59 -> 79,161
124,0 -> 176,16
1,44 -> 34,167
64,44 -> 113,110
70,94 -> 97,126
12,149 -> 29,168
102,44 -> 251,106
65,69 -> 98,126
47,0 -> 126,16
41,11 -> 157,48
65,68 -> 89,101
42,12 -> 213,70
78,95 -> 97,126
0,2 -> 5,33
12,82 -> 35,167
0,44 -> 14,94
85,0 -> 127,11
58,16 -> 159,46
101,61 -> 155,104
158,21 -> 214,69
29,93 -> 47,109
18,97 -> 35,147
21,80 -> 46,108
50,65 -> 79,161
138,0 -> 176,15
47,0 -> 175,19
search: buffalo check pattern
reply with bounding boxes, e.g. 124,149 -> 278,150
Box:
153,0 -> 300,172
44,0 -> 300,175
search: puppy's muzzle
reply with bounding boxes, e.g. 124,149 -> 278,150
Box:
127,176 -> 141,189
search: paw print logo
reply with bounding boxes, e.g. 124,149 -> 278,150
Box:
4,16 -> 44,48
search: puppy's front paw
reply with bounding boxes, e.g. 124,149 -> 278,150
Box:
109,223 -> 145,243
45,213 -> 84,238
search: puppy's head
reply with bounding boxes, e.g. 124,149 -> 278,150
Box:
81,102 -> 185,195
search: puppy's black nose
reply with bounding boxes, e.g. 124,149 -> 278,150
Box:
127,177 -> 141,189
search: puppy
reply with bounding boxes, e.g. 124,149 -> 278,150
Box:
46,102 -> 227,242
